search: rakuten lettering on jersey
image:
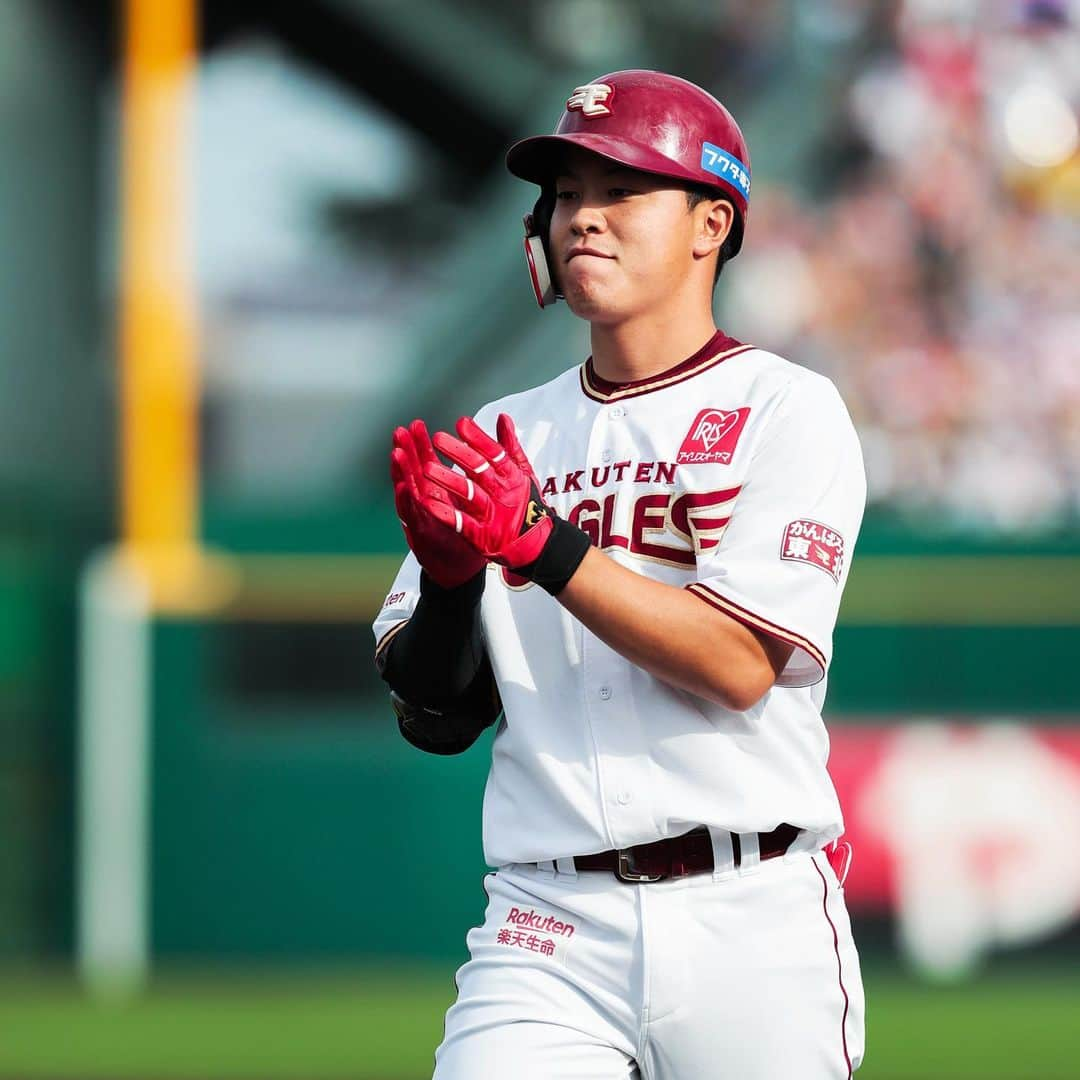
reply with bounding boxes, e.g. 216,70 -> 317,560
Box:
676,408 -> 751,465
505,906 -> 575,937
494,906 -> 576,963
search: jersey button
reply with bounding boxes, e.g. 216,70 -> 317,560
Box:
601,449 -> 613,463
598,685 -> 612,701
616,790 -> 632,805
609,406 -> 625,419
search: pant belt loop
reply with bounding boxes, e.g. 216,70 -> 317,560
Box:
536,859 -> 556,879
737,831 -> 761,875
554,856 -> 578,880
708,826 -> 736,882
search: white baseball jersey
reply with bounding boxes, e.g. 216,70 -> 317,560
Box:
374,330 -> 867,867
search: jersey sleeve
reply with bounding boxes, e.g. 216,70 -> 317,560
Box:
686,375 -> 866,688
372,551 -> 422,661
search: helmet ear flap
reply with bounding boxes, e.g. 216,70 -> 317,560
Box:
532,188 -> 556,258
522,188 -> 561,309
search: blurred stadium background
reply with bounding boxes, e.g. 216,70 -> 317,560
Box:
2,0 -> 1079,1076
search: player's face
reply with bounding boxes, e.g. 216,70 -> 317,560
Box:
549,149 -> 709,323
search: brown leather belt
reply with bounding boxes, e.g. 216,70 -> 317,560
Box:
574,824 -> 801,883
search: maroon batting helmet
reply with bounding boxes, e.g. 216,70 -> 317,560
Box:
507,70 -> 751,307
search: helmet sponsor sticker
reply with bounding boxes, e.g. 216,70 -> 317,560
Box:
676,407 -> 751,465
701,142 -> 751,199
566,83 -> 614,118
780,519 -> 844,582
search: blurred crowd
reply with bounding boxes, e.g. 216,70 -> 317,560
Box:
184,0 -> 1080,534
723,0 -> 1080,532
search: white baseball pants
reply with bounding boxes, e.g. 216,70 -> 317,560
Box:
433,846 -> 864,1079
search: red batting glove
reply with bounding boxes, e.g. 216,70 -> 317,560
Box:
420,414 -> 591,595
390,419 -> 486,590
423,414 -> 552,566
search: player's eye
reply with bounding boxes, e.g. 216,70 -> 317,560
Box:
608,187 -> 635,198
555,190 -> 579,201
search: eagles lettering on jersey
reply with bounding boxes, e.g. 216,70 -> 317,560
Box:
515,461 -> 741,578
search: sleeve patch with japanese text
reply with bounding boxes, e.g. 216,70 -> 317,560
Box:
780,519 -> 844,583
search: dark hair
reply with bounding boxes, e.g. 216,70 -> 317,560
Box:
686,186 -> 738,285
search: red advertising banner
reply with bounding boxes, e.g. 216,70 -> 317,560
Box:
829,721 -> 1080,975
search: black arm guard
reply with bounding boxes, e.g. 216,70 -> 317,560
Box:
392,655 -> 502,755
376,570 -> 486,706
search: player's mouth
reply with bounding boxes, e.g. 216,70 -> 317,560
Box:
566,247 -> 615,263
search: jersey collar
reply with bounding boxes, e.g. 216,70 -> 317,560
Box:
579,329 -> 752,403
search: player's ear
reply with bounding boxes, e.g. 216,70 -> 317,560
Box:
692,198 -> 734,259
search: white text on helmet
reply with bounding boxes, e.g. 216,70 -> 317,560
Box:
701,142 -> 751,200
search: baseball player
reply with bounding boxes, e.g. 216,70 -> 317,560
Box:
374,69 -> 867,1078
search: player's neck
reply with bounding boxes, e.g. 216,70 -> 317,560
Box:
589,312 -> 720,386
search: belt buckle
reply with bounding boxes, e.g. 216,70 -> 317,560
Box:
616,847 -> 667,884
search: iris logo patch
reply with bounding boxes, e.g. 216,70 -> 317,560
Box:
701,143 -> 751,199
676,407 -> 751,465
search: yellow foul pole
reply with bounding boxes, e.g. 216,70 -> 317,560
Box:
120,0 -> 199,578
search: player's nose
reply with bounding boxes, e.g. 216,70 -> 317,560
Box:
568,203 -> 606,236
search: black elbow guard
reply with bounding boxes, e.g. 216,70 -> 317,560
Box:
391,658 -> 502,756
